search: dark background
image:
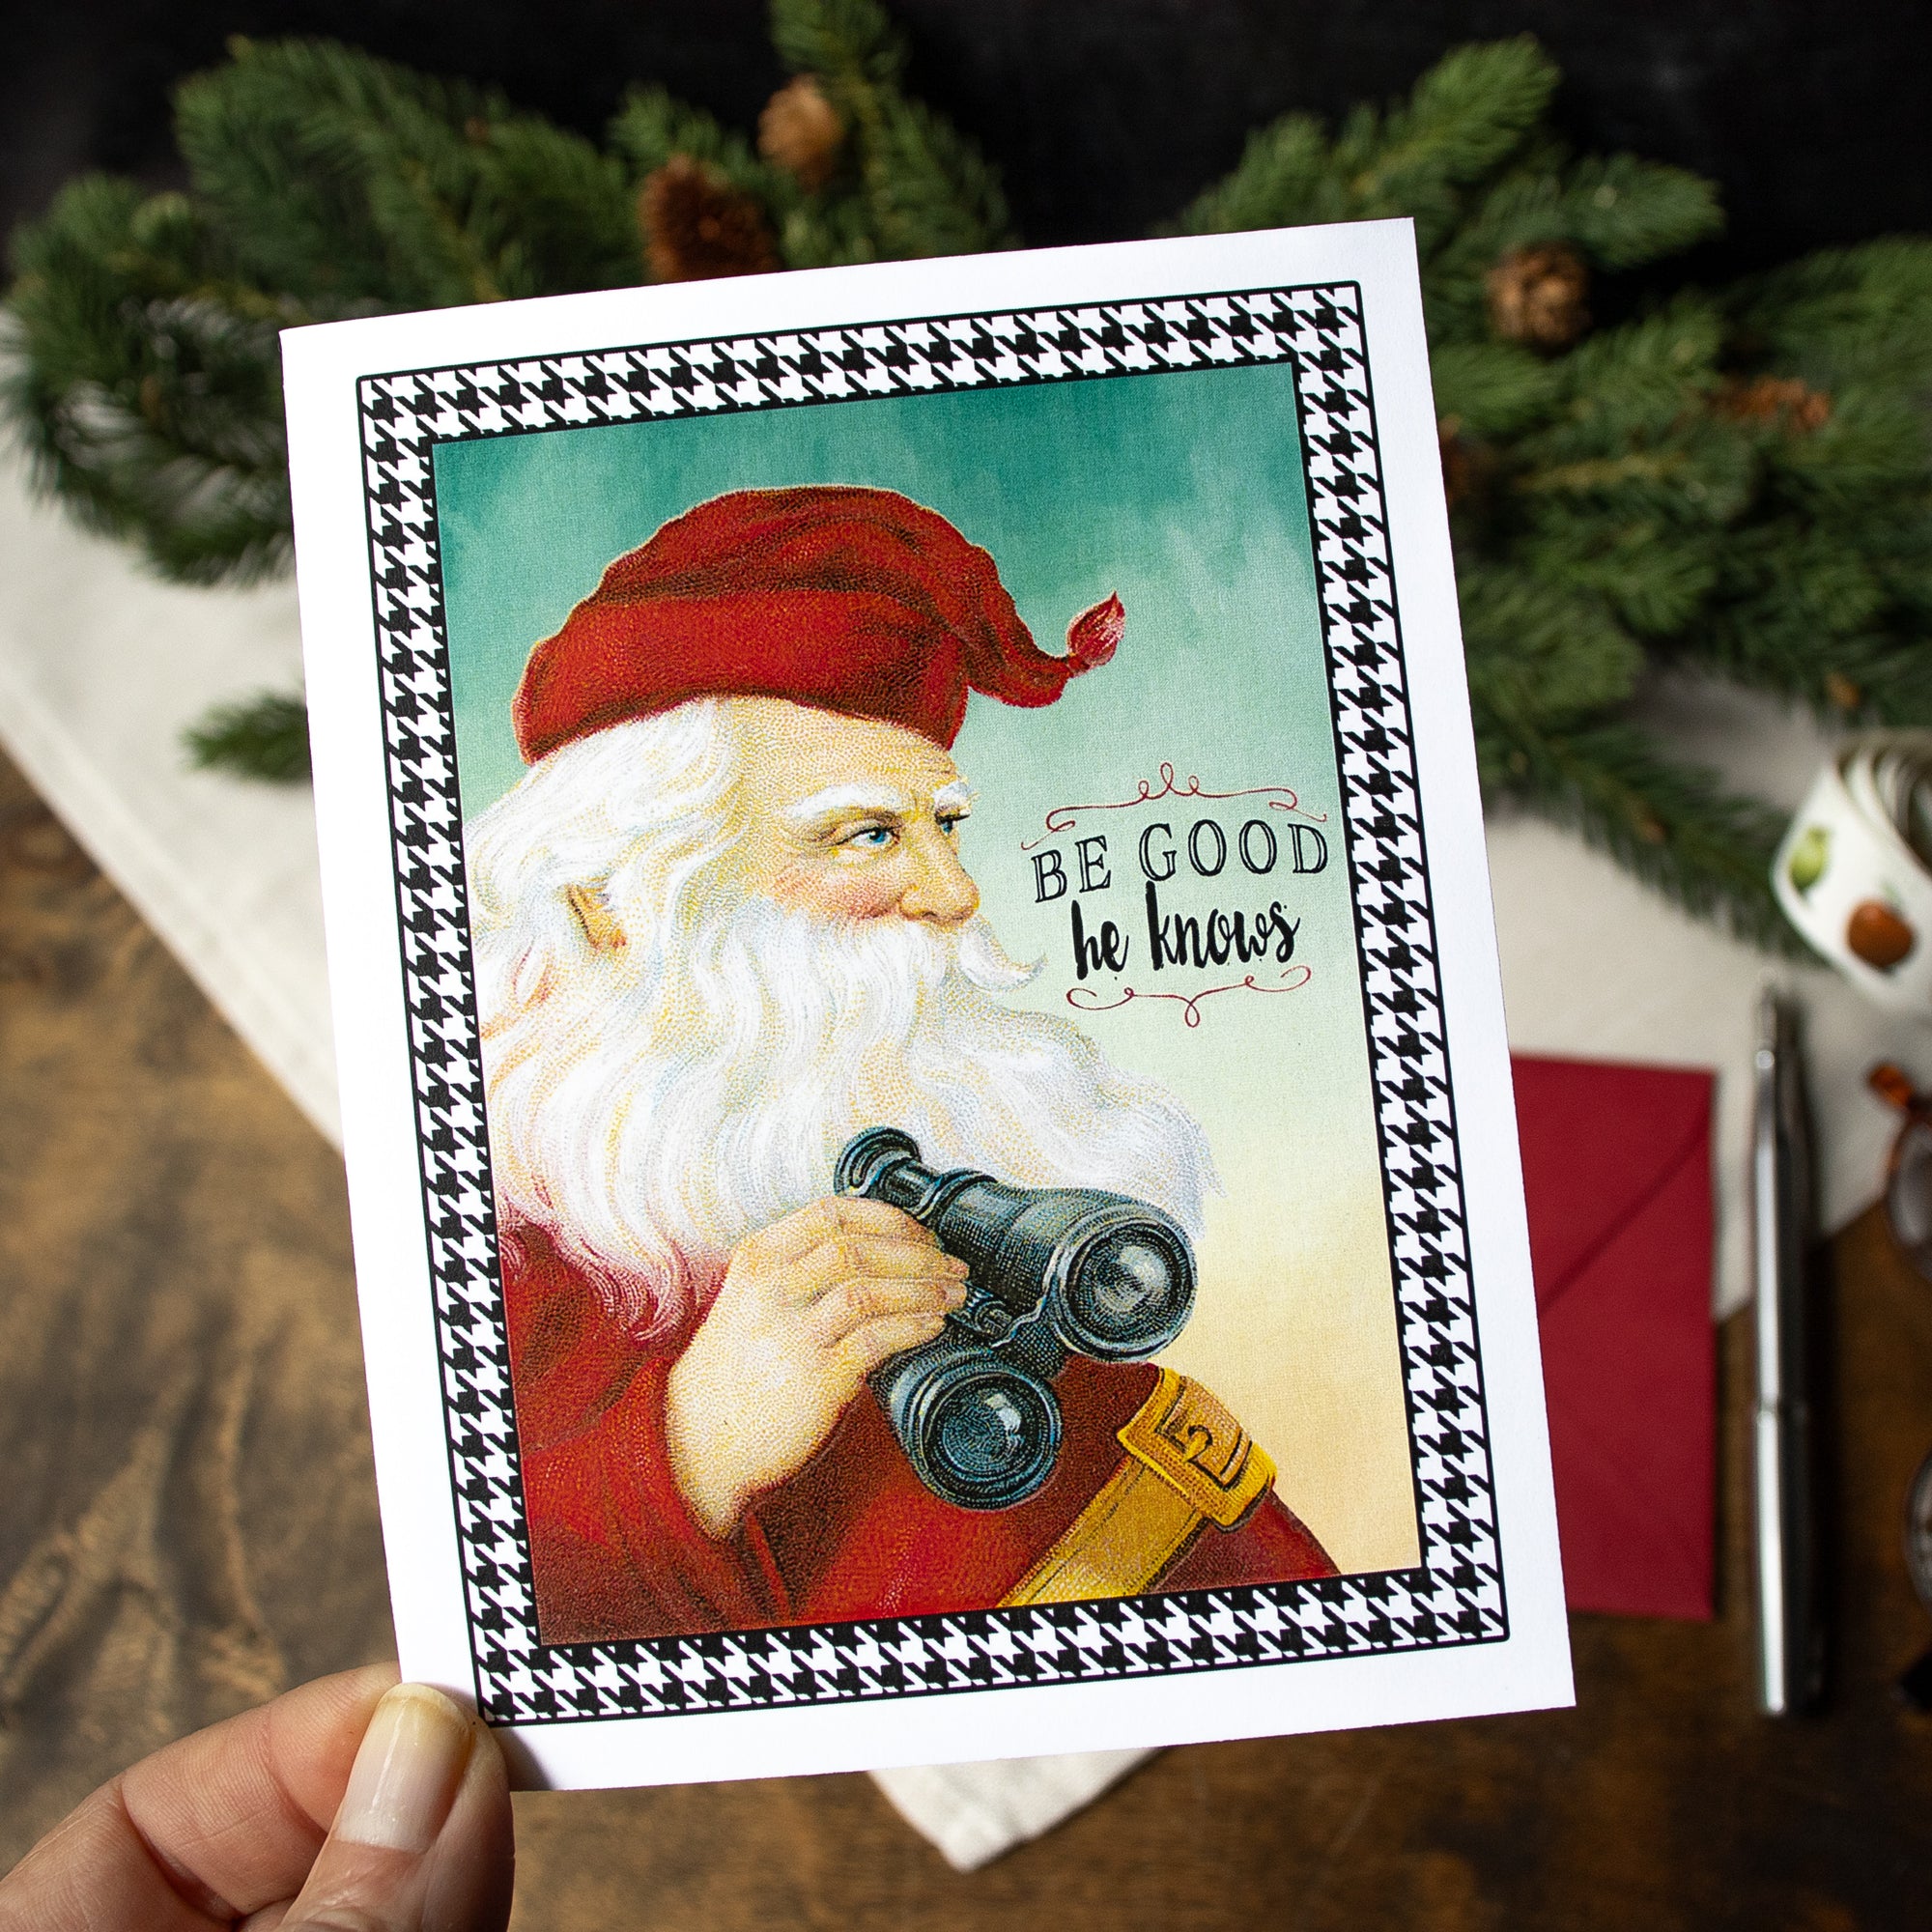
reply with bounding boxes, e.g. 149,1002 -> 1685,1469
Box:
3,0 -> 1929,274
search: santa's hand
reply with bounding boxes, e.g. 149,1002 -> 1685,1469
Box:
665,1196 -> 970,1537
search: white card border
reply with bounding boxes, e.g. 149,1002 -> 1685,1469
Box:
285,219 -> 1572,1788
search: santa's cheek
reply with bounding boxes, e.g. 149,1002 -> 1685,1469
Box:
770,863 -> 901,921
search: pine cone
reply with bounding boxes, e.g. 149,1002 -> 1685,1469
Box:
1438,416 -> 1473,509
1716,375 -> 1833,433
759,75 -> 845,191
639,156 -> 778,283
1486,244 -> 1590,350
1436,415 -> 1496,511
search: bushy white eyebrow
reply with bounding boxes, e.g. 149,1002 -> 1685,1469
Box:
784,778 -> 978,828
785,782 -> 914,824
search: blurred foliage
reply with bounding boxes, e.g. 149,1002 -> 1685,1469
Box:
5,16 -> 1930,951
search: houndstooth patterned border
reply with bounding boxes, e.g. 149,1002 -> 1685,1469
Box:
355,283 -> 1503,1727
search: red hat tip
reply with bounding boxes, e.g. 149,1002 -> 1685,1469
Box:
1066,592 -> 1124,670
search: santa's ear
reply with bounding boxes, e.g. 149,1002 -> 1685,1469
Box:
565,883 -> 627,951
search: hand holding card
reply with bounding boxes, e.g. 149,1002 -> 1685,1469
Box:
283,220 -> 1571,1788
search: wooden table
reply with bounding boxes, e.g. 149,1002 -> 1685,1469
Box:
3,747 -> 1929,1929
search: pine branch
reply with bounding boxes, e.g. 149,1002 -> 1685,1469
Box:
1458,562 -> 1646,721
773,0 -> 1011,256
184,690 -> 311,781
1424,153 -> 1722,345
1481,713 -> 1804,952
609,87 -> 785,204
1171,115 -> 1336,236
179,38 -> 643,309
462,117 -> 639,298
776,193 -> 886,270
860,93 -> 1011,256
1558,155 -> 1722,270
1175,38 -> 1558,247
1516,517 -> 1719,638
3,178 -> 294,582
1732,238 -> 1932,392
771,0 -> 904,88
1430,339 -> 1563,436
1338,37 -> 1557,233
175,37 -> 500,310
1537,298 -> 1727,449
1679,515 -> 1932,719
1456,154 -> 1719,270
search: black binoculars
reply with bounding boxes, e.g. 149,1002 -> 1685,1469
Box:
835,1127 -> 1197,1511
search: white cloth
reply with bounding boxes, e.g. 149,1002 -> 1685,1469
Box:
0,468 -> 337,1142
870,1750 -> 1151,1869
2,453 -> 1922,1864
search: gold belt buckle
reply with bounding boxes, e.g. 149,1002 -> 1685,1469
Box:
1116,1368 -> 1274,1529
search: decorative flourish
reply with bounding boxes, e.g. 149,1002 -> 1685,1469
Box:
1067,966 -> 1313,1028
1021,763 -> 1327,850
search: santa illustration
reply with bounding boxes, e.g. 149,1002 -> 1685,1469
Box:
465,484 -> 1335,1643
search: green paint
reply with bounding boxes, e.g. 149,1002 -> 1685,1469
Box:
433,356 -> 1386,1238
434,361 -> 1328,821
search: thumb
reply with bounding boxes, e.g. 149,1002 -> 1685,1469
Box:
282,1683 -> 513,1932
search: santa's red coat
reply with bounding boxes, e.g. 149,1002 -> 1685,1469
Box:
502,1223 -> 1336,1643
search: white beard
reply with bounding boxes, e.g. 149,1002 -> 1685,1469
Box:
479,892 -> 1217,1344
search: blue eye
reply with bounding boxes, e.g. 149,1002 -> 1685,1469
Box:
845,825 -> 895,850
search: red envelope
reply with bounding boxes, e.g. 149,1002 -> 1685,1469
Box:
1512,1053 -> 1717,1620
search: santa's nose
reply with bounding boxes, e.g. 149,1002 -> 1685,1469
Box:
899,830 -> 980,926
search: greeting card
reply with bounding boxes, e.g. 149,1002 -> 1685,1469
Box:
284,218 -> 1570,1787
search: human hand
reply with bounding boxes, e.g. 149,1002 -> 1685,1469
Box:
0,1664 -> 512,1932
665,1196 -> 969,1536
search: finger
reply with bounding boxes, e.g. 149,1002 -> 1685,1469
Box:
832,1307 -> 956,1377
279,1683 -> 511,1932
0,1664 -> 399,1931
806,1273 -> 966,1346
786,1235 -> 970,1305
756,1196 -> 940,1263
414,1714 -> 515,1932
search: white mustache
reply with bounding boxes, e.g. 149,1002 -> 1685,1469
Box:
479,895 -> 1212,1345
464,702 -> 1214,1345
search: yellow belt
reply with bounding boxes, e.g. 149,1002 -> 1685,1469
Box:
1001,1369 -> 1275,1607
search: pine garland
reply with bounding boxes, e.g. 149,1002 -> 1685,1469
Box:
183,690 -> 312,781
4,13 -> 1929,953
1175,38 -> 1932,950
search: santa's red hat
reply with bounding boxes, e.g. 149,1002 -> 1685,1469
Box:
512,485 -> 1123,762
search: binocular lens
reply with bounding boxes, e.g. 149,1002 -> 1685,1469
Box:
1065,1228 -> 1190,1354
878,1344 -> 1064,1511
939,1385 -> 1033,1479
840,1127 -> 1197,1506
925,1370 -> 1061,1508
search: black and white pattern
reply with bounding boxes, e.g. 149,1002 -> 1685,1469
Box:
356,284 -> 1503,1727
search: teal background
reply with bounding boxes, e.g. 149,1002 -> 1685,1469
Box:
431,361 -> 1417,1569
432,357 -> 1369,1183
436,364 -> 1328,823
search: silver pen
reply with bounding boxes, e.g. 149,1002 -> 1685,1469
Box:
1751,988 -> 1820,1716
